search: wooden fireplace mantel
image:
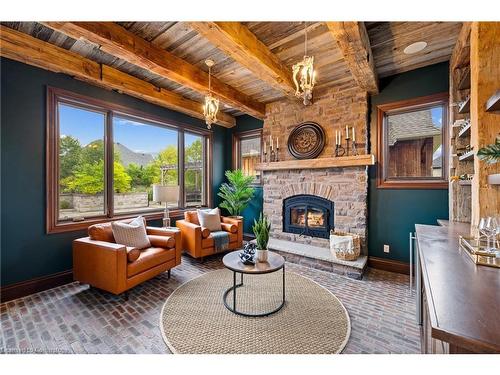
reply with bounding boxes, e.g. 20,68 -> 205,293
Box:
255,154 -> 375,171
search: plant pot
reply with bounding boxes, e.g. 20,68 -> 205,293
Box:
255,249 -> 269,262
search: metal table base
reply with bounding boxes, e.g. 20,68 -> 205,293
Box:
222,264 -> 285,317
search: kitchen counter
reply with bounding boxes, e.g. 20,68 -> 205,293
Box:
416,223 -> 500,353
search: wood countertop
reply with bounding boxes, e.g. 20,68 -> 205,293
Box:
416,224 -> 500,353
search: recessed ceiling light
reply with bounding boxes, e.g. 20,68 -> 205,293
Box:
404,41 -> 428,54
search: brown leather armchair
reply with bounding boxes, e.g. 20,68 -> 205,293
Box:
73,218 -> 181,295
176,211 -> 243,259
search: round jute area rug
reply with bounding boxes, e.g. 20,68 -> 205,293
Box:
160,269 -> 350,354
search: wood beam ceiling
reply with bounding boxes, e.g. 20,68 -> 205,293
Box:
450,22 -> 472,70
325,22 -> 378,94
189,22 -> 296,96
0,25 -> 236,127
40,22 -> 265,119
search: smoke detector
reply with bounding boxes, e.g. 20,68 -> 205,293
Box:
403,41 -> 428,54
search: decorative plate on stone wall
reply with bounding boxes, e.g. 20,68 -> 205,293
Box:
287,122 -> 325,159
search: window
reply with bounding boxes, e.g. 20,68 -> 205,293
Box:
232,129 -> 262,184
47,87 -> 212,233
377,93 -> 449,189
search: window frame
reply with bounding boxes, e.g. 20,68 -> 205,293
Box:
47,87 -> 213,234
376,92 -> 449,190
232,128 -> 263,185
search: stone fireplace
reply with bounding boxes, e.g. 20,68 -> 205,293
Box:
259,83 -> 370,278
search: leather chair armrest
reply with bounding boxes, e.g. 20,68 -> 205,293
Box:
221,216 -> 243,247
72,237 -> 127,294
200,227 -> 210,238
221,222 -> 237,233
221,216 -> 240,225
147,235 -> 175,249
176,220 -> 202,257
146,226 -> 178,237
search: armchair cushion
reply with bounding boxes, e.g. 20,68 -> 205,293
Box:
111,216 -> 151,249
127,247 -> 175,277
197,208 -> 222,232
148,235 -> 175,249
126,247 -> 141,263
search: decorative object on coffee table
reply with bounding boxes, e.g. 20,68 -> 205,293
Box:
329,230 -> 361,261
287,121 -> 325,159
253,213 -> 271,262
222,251 -> 285,317
238,242 -> 257,265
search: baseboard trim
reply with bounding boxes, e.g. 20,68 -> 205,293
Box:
368,256 -> 411,275
1,270 -> 73,303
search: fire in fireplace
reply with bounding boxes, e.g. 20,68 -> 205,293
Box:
283,194 -> 334,239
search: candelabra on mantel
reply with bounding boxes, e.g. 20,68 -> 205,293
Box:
335,126 -> 358,157
263,135 -> 280,163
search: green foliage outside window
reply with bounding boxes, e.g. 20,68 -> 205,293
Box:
59,136 -> 202,195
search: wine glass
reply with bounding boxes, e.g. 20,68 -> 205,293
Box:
482,217 -> 498,252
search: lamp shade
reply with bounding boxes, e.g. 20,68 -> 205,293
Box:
152,185 -> 180,204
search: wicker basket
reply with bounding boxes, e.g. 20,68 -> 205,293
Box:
329,230 -> 361,261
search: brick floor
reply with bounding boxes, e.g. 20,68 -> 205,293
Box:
0,254 -> 420,354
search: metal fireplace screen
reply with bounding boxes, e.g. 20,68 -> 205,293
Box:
283,194 -> 334,239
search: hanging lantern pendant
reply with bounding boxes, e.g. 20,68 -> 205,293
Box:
292,23 -> 316,106
204,59 -> 219,129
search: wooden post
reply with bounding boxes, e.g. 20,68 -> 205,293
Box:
470,22 -> 500,227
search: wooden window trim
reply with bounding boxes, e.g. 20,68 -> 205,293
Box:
376,92 -> 449,189
46,86 -> 213,234
232,128 -> 263,185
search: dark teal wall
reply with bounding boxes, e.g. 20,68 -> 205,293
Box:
368,62 -> 450,262
230,115 -> 264,234
0,57 -> 229,286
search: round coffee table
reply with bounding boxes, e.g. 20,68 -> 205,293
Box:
222,251 -> 286,317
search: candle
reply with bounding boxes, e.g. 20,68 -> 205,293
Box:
264,141 -> 266,151
345,125 -> 349,139
352,127 -> 355,142
335,131 -> 338,145
271,136 -> 273,150
276,137 -> 279,149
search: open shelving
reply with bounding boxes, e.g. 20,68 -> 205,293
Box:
458,150 -> 474,161
458,97 -> 470,114
485,90 -> 500,112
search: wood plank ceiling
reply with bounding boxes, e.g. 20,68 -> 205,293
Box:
1,21 -> 463,123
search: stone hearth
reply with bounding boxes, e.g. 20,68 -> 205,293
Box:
266,238 -> 367,279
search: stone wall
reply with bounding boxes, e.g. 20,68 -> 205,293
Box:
262,83 -> 369,254
60,192 -> 149,212
264,83 -> 368,160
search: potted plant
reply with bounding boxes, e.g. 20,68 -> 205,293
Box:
218,169 -> 255,220
478,136 -> 500,185
252,213 -> 271,262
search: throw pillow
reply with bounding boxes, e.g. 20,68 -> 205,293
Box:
111,216 -> 151,249
197,207 -> 222,232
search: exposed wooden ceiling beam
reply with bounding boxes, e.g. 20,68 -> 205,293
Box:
325,22 -> 379,94
0,25 -> 235,128
450,22 -> 472,69
40,22 -> 265,119
189,22 -> 296,96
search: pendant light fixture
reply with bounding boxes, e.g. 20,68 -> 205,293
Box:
292,22 -> 316,106
203,59 -> 219,129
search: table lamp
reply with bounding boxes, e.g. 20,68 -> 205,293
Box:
152,184 -> 180,228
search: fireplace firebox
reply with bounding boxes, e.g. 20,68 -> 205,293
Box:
283,194 -> 334,239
